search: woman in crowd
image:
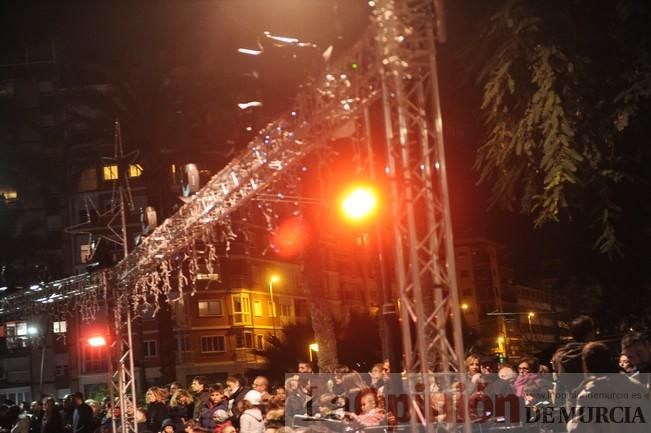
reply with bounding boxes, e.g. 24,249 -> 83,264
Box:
145,386 -> 168,433
239,391 -> 265,433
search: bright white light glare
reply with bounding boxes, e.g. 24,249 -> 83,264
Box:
238,48 -> 263,56
435,161 -> 441,170
88,336 -> 107,347
238,101 -> 263,110
29,284 -> 42,291
27,326 -> 38,335
0,286 -> 7,292
245,126 -> 253,131
263,31 -> 299,44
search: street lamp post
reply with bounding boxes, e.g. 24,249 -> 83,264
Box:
308,343 -> 319,363
269,275 -> 280,338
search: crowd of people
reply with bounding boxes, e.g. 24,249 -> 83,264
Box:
0,316 -> 649,433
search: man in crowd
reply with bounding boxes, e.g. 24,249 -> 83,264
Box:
191,375 -> 211,420
621,331 -> 651,389
71,392 -> 94,433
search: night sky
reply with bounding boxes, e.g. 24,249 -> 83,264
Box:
2,1 -> 650,329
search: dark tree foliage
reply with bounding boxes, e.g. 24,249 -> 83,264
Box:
336,312 -> 382,371
475,0 -> 651,258
255,323 -> 315,383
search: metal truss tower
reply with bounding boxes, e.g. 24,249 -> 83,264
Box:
375,1 -> 469,431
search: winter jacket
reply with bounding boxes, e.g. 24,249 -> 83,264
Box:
240,408 -> 264,433
198,400 -> 228,431
146,401 -> 168,433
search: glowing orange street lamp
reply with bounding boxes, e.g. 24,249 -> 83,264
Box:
308,343 -> 319,362
269,275 -> 280,337
340,186 -> 378,223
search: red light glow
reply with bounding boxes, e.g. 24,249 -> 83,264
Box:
271,217 -> 309,258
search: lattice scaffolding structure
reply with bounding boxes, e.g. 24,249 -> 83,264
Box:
374,0 -> 469,431
1,1 -> 467,431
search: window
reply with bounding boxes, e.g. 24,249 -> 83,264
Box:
80,244 -> 92,263
294,299 -> 309,317
128,164 -> 143,178
143,340 -> 158,358
201,336 -> 225,353
268,301 -> 276,317
53,321 -> 67,334
232,294 -> 251,324
279,303 -> 291,317
103,165 -> 118,180
78,168 -> 97,192
256,335 -> 264,350
235,332 -> 253,349
83,346 -> 107,373
55,365 -> 68,377
253,300 -> 263,317
198,300 -> 224,317
176,334 -> 191,352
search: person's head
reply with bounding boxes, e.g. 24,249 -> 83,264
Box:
146,386 -> 165,404
298,361 -> 313,374
317,393 -> 338,416
517,357 -> 539,376
212,408 -> 229,424
85,400 -> 99,415
162,420 -> 175,433
480,356 -> 498,374
274,386 -> 286,401
225,376 -> 241,395
243,390 -> 262,409
72,392 -> 84,407
465,354 -> 481,375
222,426 -> 236,433
621,332 -> 651,371
359,390 -> 378,414
252,376 -> 269,393
44,398 -> 56,414
209,384 -> 227,405
184,419 -> 198,433
619,353 -> 635,374
191,376 -> 208,393
30,401 -> 42,413
169,382 -> 182,394
570,316 -> 595,342
582,341 -> 614,373
135,407 -> 147,424
522,383 -> 545,407
63,394 -> 73,409
170,389 -> 194,408
370,363 -> 384,381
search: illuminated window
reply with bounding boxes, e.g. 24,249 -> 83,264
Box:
198,300 -> 224,317
253,300 -> 263,317
103,165 -> 118,180
232,294 -> 251,324
268,301 -> 276,317
0,185 -> 18,204
256,335 -> 264,350
53,321 -> 67,334
80,244 -> 92,263
128,164 -> 143,178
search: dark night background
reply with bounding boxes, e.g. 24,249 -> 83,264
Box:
1,0 -> 650,333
